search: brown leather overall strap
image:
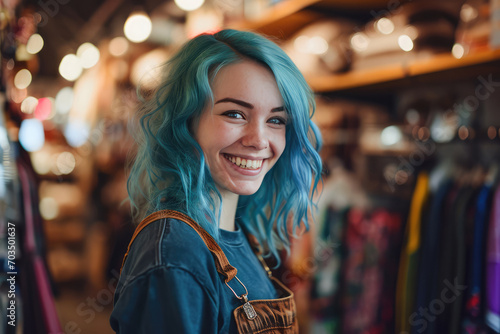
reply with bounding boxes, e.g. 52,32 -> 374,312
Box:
120,210 -> 237,283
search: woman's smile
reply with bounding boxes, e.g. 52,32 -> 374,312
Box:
223,154 -> 264,170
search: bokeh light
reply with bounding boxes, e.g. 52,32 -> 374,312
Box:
19,118 -> 45,152
109,37 -> 129,57
77,43 -> 100,69
375,18 -> 395,35
34,97 -> 55,120
21,96 -> 38,114
350,32 -> 370,52
30,150 -> 51,175
26,33 -> 44,54
381,125 -> 402,146
14,69 -> 32,89
452,43 -> 465,59
124,12 -> 152,43
56,151 -> 76,175
59,54 -> 83,81
398,35 -> 414,52
40,197 -> 59,220
175,0 -> 204,11
55,87 -> 74,115
64,120 -> 90,147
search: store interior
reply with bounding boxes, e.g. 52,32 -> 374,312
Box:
1,0 -> 500,333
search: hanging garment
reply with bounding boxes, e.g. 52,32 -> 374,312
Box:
450,186 -> 477,334
435,184 -> 476,334
463,183 -> 494,333
412,178 -> 453,334
310,206 -> 349,333
17,158 -> 62,334
486,185 -> 500,333
341,208 -> 403,334
396,172 -> 430,333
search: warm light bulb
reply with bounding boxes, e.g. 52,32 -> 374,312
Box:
398,35 -> 414,52
124,12 -> 152,43
175,0 -> 204,11
452,43 -> 465,59
59,54 -> 83,81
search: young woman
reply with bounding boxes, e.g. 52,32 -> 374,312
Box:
110,29 -> 322,333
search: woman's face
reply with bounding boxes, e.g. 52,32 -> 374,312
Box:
193,60 -> 287,197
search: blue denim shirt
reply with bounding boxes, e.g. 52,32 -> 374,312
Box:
110,218 -> 277,333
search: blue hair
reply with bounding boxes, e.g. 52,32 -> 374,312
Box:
128,29 -> 323,263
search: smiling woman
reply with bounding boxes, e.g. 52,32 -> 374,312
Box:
194,61 -> 287,205
110,29 -> 323,334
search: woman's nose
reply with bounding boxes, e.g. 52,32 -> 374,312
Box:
241,123 -> 269,150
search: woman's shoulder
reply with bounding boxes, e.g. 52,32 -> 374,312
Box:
120,217 -> 218,284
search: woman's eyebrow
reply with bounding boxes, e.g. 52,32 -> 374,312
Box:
215,97 -> 285,112
215,98 -> 253,109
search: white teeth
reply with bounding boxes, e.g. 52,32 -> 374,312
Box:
224,154 -> 263,170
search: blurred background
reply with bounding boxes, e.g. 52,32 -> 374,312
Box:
1,0 -> 500,333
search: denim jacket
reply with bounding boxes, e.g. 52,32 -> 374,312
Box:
110,218 -> 276,333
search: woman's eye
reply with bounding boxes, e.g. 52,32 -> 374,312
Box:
268,117 -> 287,125
222,111 -> 244,119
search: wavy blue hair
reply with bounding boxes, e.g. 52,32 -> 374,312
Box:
128,29 -> 322,262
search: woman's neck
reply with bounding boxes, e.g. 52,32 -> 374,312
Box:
218,191 -> 239,231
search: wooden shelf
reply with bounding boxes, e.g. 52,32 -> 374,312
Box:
229,0 -> 320,32
226,0 -> 390,39
226,0 -> 500,93
308,48 -> 500,92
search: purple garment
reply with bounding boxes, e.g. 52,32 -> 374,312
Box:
486,186 -> 500,332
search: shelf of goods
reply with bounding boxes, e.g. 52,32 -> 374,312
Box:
227,0 -> 500,93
